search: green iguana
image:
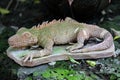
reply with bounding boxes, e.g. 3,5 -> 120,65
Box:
8,17 -> 113,62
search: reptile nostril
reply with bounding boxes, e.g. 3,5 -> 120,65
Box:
8,39 -> 13,44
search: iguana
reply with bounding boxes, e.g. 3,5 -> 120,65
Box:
8,17 -> 113,62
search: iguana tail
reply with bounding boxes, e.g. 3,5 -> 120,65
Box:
83,31 -> 113,52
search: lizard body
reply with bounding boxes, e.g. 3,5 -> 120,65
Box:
8,17 -> 113,62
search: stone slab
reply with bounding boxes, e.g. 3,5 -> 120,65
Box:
7,43 -> 115,67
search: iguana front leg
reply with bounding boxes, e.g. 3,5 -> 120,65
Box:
22,39 -> 54,62
67,29 -> 89,52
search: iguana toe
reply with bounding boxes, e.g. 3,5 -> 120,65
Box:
22,53 -> 34,62
67,43 -> 83,52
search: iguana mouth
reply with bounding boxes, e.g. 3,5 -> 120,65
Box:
10,42 -> 26,49
8,33 -> 38,48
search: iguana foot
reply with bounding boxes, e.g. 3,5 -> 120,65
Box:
22,52 -> 34,62
22,50 -> 46,62
66,43 -> 83,53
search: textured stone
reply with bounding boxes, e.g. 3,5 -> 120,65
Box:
7,42 -> 115,67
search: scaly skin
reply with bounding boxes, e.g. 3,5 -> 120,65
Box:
8,17 -> 113,62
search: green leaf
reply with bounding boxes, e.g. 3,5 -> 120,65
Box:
34,0 -> 40,4
69,57 -> 80,64
110,74 -> 117,80
117,78 -> 120,80
85,76 -> 93,80
0,7 -> 10,15
114,73 -> 120,77
90,74 -> 101,80
86,60 -> 96,67
54,68 -> 69,75
114,36 -> 120,40
33,71 -> 41,77
25,76 -> 32,80
42,70 -> 51,78
66,75 -> 79,80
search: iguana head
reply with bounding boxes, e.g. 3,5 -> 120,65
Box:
8,27 -> 38,48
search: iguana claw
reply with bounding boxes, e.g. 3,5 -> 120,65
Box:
22,52 -> 34,62
66,43 -> 83,53
22,50 -> 50,62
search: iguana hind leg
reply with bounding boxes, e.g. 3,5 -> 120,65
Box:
71,32 -> 113,53
67,29 -> 89,52
70,25 -> 113,53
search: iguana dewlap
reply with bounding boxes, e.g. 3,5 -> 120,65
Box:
8,17 -> 113,62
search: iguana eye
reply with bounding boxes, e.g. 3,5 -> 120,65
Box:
33,37 -> 38,42
22,32 -> 31,38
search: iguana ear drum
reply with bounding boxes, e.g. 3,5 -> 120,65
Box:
29,37 -> 38,44
33,37 -> 38,43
